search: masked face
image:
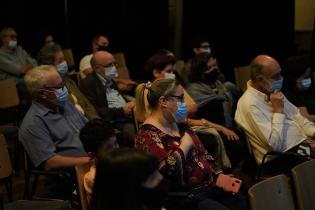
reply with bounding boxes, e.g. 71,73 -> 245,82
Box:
300,78 -> 312,90
54,86 -> 69,106
56,61 -> 68,76
270,78 -> 283,91
105,65 -> 118,80
8,40 -> 17,49
164,72 -> 176,80
203,68 -> 220,84
173,102 -> 187,123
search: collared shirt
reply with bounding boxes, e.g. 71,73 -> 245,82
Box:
96,73 -> 126,108
0,46 -> 37,83
19,101 -> 87,167
235,80 -> 315,164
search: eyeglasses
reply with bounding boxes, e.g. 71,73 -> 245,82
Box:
169,94 -> 184,102
43,81 -> 65,90
97,62 -> 116,68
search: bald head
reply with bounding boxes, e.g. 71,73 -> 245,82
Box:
251,55 -> 281,78
90,51 -> 116,77
250,55 -> 283,94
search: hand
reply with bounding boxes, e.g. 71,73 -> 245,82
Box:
21,64 -> 34,73
221,128 -> 239,141
179,132 -> 194,157
270,91 -> 284,113
123,101 -> 135,116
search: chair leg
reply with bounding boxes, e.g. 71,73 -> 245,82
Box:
5,177 -> 13,202
30,174 -> 39,199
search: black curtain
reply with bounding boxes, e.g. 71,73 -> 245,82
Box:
182,0 -> 295,82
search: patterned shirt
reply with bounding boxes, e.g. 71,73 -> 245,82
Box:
135,124 -> 222,190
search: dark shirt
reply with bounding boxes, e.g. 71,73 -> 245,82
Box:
19,101 -> 87,167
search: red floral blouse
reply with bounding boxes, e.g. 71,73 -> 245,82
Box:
135,124 -> 222,189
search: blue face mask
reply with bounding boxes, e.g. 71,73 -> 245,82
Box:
56,61 -> 68,76
301,78 -> 312,90
271,78 -> 283,91
173,102 -> 187,123
54,86 -> 68,105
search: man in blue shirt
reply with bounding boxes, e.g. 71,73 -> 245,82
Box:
19,65 -> 90,171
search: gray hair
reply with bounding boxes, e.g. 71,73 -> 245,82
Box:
250,64 -> 265,81
24,65 -> 56,95
37,44 -> 62,65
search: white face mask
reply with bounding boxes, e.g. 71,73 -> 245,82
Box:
105,66 -> 118,80
301,78 -> 312,90
200,48 -> 211,54
164,72 -> 175,80
8,40 -> 17,49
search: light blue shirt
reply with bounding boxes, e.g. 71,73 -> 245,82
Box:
19,101 -> 87,167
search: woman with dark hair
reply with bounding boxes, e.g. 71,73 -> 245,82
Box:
186,52 -> 245,168
135,79 -> 248,210
91,148 -> 167,210
282,55 -> 315,122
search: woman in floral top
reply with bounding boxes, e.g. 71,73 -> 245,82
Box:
135,79 -> 248,210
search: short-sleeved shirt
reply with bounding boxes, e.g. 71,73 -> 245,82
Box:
19,101 -> 88,167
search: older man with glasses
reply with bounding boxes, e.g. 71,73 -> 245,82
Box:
80,51 -> 136,147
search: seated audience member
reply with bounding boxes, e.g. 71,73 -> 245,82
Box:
135,79 -> 248,210
138,51 -> 233,169
80,34 -> 110,79
79,34 -> 136,91
79,118 -> 119,204
0,27 -> 37,83
235,55 -> 315,174
19,65 -> 90,170
19,65 -> 90,198
186,52 -> 245,167
91,148 -> 167,210
80,51 -> 136,147
37,43 -> 100,120
282,55 -> 315,122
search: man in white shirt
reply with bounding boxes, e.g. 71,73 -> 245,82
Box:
235,55 -> 315,169
79,35 -> 109,79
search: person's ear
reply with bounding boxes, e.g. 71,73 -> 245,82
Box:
159,96 -> 168,108
153,69 -> 162,79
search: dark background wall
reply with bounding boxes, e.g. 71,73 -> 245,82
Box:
1,0 -> 307,82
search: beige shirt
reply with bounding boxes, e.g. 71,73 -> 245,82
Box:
83,164 -> 96,204
235,81 -> 315,164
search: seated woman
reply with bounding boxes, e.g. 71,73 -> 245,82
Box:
186,52 -> 245,167
282,55 -> 315,122
90,148 -> 167,210
135,51 -> 237,169
135,79 -> 248,210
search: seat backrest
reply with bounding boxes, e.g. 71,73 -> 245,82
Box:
0,80 -> 20,108
75,163 -> 92,210
113,53 -> 131,80
248,174 -> 295,210
234,65 -> 251,92
0,133 -> 12,179
63,49 -> 75,68
292,159 -> 315,210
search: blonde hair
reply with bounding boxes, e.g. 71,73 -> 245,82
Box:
135,79 -> 179,114
24,65 -> 57,96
